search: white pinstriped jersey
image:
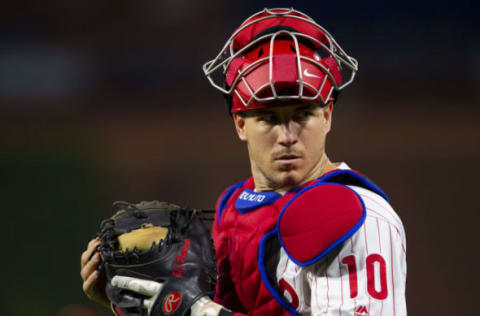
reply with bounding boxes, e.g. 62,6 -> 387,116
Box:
276,165 -> 407,316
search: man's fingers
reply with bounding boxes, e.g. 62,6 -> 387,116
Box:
111,276 -> 163,314
111,276 -> 163,296
143,297 -> 154,312
82,269 -> 99,297
80,252 -> 101,280
81,238 -> 100,267
87,244 -> 101,262
88,237 -> 99,247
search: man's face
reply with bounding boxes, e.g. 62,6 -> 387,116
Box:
233,103 -> 333,192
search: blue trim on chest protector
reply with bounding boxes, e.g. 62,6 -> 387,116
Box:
320,169 -> 389,202
235,188 -> 282,213
217,180 -> 245,225
258,230 -> 300,316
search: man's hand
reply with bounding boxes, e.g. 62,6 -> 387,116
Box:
111,276 -> 229,316
111,276 -> 163,315
98,201 -> 218,316
80,237 -> 109,307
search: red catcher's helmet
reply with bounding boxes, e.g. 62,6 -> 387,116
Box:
203,8 -> 358,113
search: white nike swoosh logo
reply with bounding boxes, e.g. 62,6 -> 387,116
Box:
303,68 -> 323,79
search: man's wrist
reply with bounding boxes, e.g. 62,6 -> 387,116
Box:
191,297 -> 233,316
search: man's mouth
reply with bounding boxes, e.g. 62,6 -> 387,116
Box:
275,154 -> 300,163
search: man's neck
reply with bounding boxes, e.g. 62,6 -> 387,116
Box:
254,155 -> 339,194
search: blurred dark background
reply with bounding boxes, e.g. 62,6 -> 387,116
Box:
1,1 -> 478,315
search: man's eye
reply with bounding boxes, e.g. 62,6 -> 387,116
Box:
258,115 -> 277,123
295,111 -> 313,120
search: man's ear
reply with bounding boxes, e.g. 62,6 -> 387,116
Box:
324,102 -> 334,133
233,113 -> 247,141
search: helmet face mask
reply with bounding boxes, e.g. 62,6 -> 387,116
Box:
203,8 -> 358,113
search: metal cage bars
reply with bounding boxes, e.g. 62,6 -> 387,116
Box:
203,8 -> 358,106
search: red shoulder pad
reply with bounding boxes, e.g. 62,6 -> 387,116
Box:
278,184 -> 365,266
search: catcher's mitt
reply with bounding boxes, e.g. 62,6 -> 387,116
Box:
99,200 -> 217,316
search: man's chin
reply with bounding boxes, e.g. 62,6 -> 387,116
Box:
279,172 -> 301,188
276,168 -> 317,189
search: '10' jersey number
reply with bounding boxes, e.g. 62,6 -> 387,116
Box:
341,254 -> 388,300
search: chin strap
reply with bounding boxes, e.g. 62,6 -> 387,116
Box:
191,297 -> 234,316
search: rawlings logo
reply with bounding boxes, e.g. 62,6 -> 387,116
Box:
162,291 -> 182,314
172,238 -> 190,277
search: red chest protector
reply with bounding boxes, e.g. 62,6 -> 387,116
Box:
212,177 -> 294,316
211,170 -> 388,316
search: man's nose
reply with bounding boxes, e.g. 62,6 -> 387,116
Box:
278,121 -> 298,146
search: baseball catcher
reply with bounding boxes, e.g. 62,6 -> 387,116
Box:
81,7 -> 407,316
98,200 -> 218,316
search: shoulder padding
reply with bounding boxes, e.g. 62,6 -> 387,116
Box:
277,183 -> 366,266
